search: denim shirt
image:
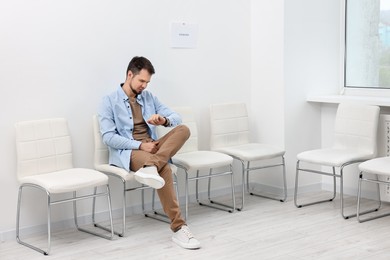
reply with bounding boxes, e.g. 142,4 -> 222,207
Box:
98,85 -> 182,171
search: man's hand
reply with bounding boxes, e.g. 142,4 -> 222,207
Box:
147,114 -> 166,126
139,141 -> 159,154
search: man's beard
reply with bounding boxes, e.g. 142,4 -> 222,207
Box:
130,85 -> 140,96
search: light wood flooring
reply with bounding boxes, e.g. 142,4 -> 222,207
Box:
1,192 -> 390,260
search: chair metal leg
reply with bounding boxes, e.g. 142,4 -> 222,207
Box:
92,184 -> 121,237
74,185 -> 114,240
236,156 -> 287,211
179,164 -> 235,219
93,181 -> 125,237
294,161 -> 337,208
99,173 -> 175,237
294,160 -> 379,220
340,166 -> 380,219
281,157 -> 288,202
196,170 -> 201,203
92,174 -> 126,237
121,182 -> 126,237
185,170 -> 189,220
144,172 -> 179,223
197,166 -> 236,214
357,173 -> 384,223
236,160 -> 246,211
230,165 -> 237,211
16,184 -> 51,255
144,190 -> 170,223
248,156 -> 288,202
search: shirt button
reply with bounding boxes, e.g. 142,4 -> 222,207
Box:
130,116 -> 132,119
130,129 -> 133,131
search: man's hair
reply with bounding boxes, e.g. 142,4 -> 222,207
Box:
126,56 -> 155,77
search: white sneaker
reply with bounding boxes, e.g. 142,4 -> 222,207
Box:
172,225 -> 200,249
134,166 -> 165,189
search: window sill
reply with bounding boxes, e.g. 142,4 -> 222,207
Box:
307,95 -> 390,107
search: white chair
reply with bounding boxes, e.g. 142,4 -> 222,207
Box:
15,118 -> 113,255
92,115 -> 177,237
294,103 -> 380,219
156,107 -> 236,220
357,157 -> 388,222
209,102 -> 287,211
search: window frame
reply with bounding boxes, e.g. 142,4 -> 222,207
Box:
343,0 -> 390,95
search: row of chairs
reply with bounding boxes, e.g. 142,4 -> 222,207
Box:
15,102 -> 288,255
155,104 -> 288,219
16,102 -> 390,255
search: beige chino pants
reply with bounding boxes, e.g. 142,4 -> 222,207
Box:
130,125 -> 190,232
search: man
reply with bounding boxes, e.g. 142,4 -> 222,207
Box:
98,56 -> 200,249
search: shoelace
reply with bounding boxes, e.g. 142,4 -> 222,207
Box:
181,226 -> 194,239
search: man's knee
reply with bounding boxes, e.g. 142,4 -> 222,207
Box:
176,125 -> 190,140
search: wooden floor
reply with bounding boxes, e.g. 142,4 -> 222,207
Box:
2,192 -> 390,260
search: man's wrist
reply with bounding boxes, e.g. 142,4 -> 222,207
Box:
163,117 -> 170,127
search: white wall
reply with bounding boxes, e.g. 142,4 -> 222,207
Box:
0,0 -> 251,238
251,1 -> 285,149
250,1 -> 286,188
284,0 -> 342,190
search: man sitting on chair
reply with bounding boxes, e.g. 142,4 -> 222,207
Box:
98,56 -> 200,250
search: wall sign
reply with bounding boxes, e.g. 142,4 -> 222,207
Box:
170,22 -> 198,49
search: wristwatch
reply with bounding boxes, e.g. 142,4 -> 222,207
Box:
163,117 -> 170,127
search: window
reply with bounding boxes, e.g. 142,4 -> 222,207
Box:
345,0 -> 390,88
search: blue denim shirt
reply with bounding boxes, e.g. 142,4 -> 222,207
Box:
98,85 -> 182,171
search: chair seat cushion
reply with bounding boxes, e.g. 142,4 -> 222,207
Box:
297,148 -> 374,167
215,143 -> 285,161
173,151 -> 233,170
95,163 -> 178,182
95,164 -> 136,181
359,157 -> 390,176
19,168 -> 108,193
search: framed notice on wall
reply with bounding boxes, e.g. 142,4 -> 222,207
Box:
170,22 -> 198,49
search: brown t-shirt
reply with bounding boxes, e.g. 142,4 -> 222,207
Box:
129,97 -> 151,142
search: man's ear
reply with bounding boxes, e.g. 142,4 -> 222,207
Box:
127,70 -> 133,79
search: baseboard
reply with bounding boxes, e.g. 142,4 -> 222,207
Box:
322,182 -> 381,200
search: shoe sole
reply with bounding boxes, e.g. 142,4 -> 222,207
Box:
134,172 -> 165,189
172,237 -> 201,250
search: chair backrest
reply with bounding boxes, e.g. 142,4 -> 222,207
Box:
156,107 -> 199,154
92,115 -> 110,167
15,118 -> 73,180
333,103 -> 380,156
209,102 -> 250,150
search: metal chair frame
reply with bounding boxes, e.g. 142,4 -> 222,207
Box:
16,183 -> 114,255
357,172 -> 385,223
235,155 -> 287,211
174,164 -> 236,220
294,160 -> 380,219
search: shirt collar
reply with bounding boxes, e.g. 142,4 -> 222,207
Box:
118,84 -> 142,103
118,84 -> 129,101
